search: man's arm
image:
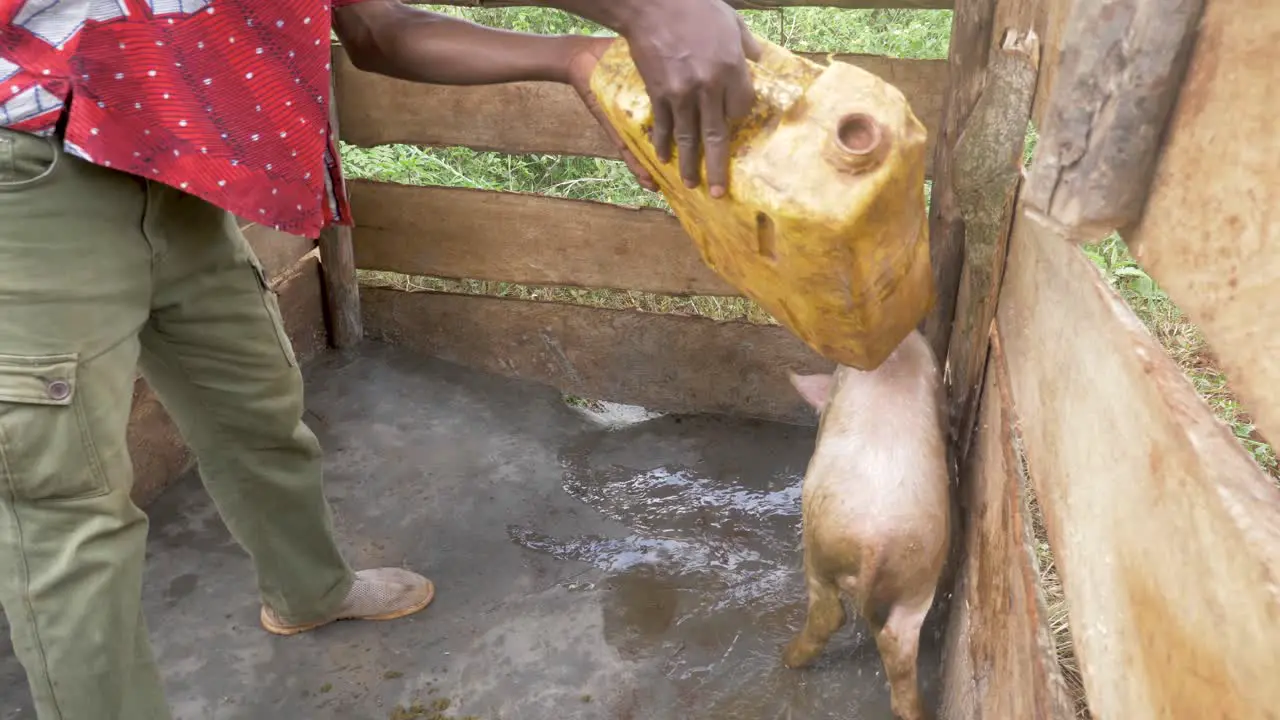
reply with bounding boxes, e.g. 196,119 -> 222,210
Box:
332,0 -> 655,188
334,1 -> 586,86
334,0 -> 761,199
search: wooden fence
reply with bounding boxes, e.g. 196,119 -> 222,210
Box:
119,0 -> 1280,716
935,0 -> 1280,717
326,28 -> 957,425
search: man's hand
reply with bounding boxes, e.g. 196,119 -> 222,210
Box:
622,0 -> 762,198
565,38 -> 658,193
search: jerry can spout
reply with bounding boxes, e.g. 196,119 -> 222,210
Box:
825,112 -> 890,174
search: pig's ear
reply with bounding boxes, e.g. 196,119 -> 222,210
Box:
789,372 -> 834,413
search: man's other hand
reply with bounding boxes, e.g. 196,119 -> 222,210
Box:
565,37 -> 658,193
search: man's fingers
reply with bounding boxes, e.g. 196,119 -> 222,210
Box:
699,91 -> 731,198
725,17 -> 759,121
650,100 -> 675,164
724,60 -> 756,122
579,85 -> 658,191
737,14 -> 764,61
672,93 -> 702,188
624,151 -> 658,191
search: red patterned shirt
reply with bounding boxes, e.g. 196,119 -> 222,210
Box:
0,0 -> 370,237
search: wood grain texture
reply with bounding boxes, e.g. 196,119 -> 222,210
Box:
416,0 -> 955,11
361,287 -> 833,425
1125,0 -> 1280,453
348,180 -> 741,296
126,253 -> 330,506
1021,0 -> 1204,239
945,27 -> 1039,462
939,359 -> 1072,720
332,45 -> 946,177
996,209 -> 1280,719
240,221 -> 316,280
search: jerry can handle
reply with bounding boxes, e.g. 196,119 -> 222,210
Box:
743,57 -> 805,114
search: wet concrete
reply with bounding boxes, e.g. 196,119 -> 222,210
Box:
0,341 -> 943,719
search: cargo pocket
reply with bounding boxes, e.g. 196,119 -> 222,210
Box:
0,128 -> 60,191
0,353 -> 110,501
249,258 -> 299,369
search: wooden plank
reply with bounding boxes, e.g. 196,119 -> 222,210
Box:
944,27 -> 1039,462
319,77 -> 364,349
240,221 -> 316,280
349,180 -> 741,296
126,252 -> 330,507
1124,0 -> 1280,451
417,0 -> 954,11
274,252 -> 330,366
939,359 -> 1072,720
1022,0 -> 1205,240
995,209 -> 1280,718
332,45 -> 946,177
360,287 -> 833,424
126,377 -> 192,509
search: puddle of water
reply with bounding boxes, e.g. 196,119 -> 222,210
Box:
507,416 -> 924,718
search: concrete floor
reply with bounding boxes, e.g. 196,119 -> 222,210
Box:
0,342 -> 943,719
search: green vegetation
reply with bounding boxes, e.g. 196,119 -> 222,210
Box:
341,6 -> 1274,720
1083,233 -> 1277,475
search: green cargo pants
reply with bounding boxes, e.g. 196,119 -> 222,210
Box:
0,126 -> 356,719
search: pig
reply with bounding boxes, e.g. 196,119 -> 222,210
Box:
782,328 -> 950,720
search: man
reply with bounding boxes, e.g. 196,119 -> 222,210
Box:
0,0 -> 762,717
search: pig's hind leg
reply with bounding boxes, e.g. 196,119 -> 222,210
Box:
781,557 -> 847,669
870,595 -> 934,720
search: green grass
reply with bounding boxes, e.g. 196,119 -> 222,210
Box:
342,6 -> 1274,719
1082,234 -> 1278,476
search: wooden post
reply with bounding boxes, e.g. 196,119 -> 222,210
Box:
919,0 -> 997,366
923,0 -> 1057,459
319,70 -> 363,349
944,27 -> 1040,463
1021,0 -> 1205,240
318,224 -> 362,349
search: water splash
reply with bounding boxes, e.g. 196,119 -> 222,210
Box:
503,417 -> 923,718
509,456 -> 807,615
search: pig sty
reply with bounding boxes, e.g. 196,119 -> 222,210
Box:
783,328 -> 950,720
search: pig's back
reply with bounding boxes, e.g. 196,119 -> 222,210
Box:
802,360 -> 949,541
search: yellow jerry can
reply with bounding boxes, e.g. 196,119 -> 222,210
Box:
590,36 -> 935,370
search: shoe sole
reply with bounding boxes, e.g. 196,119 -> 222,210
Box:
260,578 -> 436,637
